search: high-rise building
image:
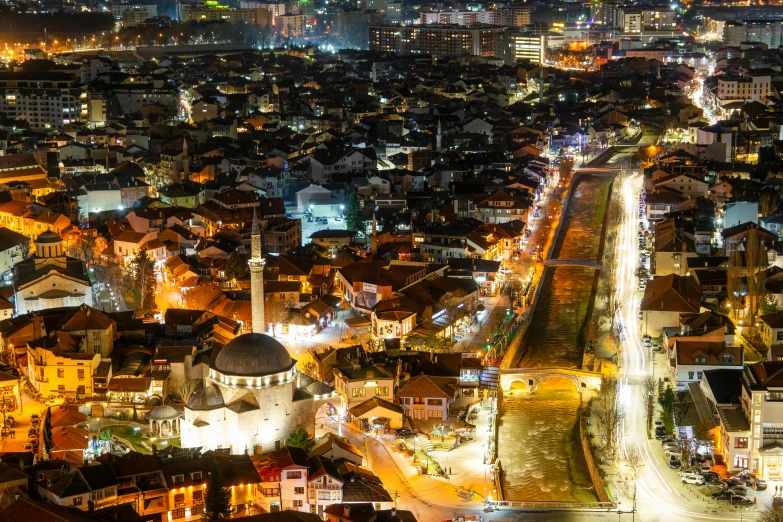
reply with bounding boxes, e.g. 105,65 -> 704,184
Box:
723,20 -> 783,48
181,2 -> 272,24
419,7 -> 530,27
508,33 -> 546,64
121,9 -> 153,26
0,72 -> 80,130
239,1 -> 287,25
111,3 -> 157,21
369,24 -> 509,62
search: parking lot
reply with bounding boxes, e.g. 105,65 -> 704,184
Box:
296,213 -> 348,247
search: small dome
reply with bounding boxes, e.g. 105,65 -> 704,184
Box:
212,333 -> 294,377
306,381 -> 333,397
186,384 -> 224,411
36,231 -> 62,244
146,405 -> 180,420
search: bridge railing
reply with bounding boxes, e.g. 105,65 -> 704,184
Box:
486,500 -> 617,511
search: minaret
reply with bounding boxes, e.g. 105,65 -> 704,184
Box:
436,119 -> 442,152
371,209 -> 378,256
249,209 -> 266,334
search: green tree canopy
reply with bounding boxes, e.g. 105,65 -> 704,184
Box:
344,191 -> 363,236
202,460 -> 232,521
286,427 -> 316,452
225,250 -> 247,283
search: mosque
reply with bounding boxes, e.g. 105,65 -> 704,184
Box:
179,214 -> 335,454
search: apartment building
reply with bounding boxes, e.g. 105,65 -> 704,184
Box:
369,24 -> 510,62
181,3 -> 272,25
0,72 -> 80,130
508,33 -> 546,64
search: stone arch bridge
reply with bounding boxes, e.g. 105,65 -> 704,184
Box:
499,368 -> 603,394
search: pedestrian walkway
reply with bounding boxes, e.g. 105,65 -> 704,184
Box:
327,402 -> 495,513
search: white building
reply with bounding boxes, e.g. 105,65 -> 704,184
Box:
13,231 -> 93,315
669,339 -> 744,390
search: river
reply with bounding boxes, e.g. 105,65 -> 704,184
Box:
498,175 -> 613,501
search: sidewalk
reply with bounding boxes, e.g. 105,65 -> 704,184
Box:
326,402 -> 495,513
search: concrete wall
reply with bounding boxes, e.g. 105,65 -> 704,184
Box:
579,406 -> 612,503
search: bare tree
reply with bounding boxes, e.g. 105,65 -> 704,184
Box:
605,197 -> 624,232
183,284 -> 221,311
584,310 -> 606,347
759,500 -> 783,522
558,157 -> 575,183
760,190 -> 780,218
727,250 -> 744,321
265,298 -> 289,335
594,375 -> 625,463
174,378 -> 201,404
745,228 -> 769,331
440,289 -> 467,342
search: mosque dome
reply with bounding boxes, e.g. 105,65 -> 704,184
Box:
212,333 -> 294,377
186,384 -> 225,411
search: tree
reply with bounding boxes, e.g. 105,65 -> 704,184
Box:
745,228 -> 769,330
203,459 -> 232,521
265,298 -> 289,335
184,284 -> 222,311
641,376 -> 657,432
224,251 -> 247,286
761,293 -> 780,316
132,249 -> 157,313
286,427 -> 315,452
344,191 -> 362,237
727,250 -> 744,321
583,310 -> 606,347
759,500 -> 783,522
605,198 -> 623,232
760,190 -> 780,218
440,289 -> 467,342
694,418 -> 715,454
634,265 -> 649,281
595,375 -> 625,463
176,379 -> 201,403
502,278 -> 523,307
558,158 -> 575,183
658,385 -> 675,433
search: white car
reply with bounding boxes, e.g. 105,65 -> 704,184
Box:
679,468 -> 700,477
682,474 -> 705,486
664,449 -> 681,460
664,443 -> 681,452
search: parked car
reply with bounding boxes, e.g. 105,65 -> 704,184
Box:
679,469 -> 700,478
701,471 -> 721,483
755,478 -> 768,490
731,496 -> 754,506
728,486 -> 748,497
663,444 -> 682,459
682,475 -> 705,486
638,310 -> 643,319
393,428 -> 413,438
660,436 -> 675,445
712,491 -> 733,501
22,443 -> 33,451
669,457 -> 681,469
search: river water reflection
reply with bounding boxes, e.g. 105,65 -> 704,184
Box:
498,176 -> 612,501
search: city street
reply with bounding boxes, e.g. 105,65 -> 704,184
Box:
612,172 -> 759,521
